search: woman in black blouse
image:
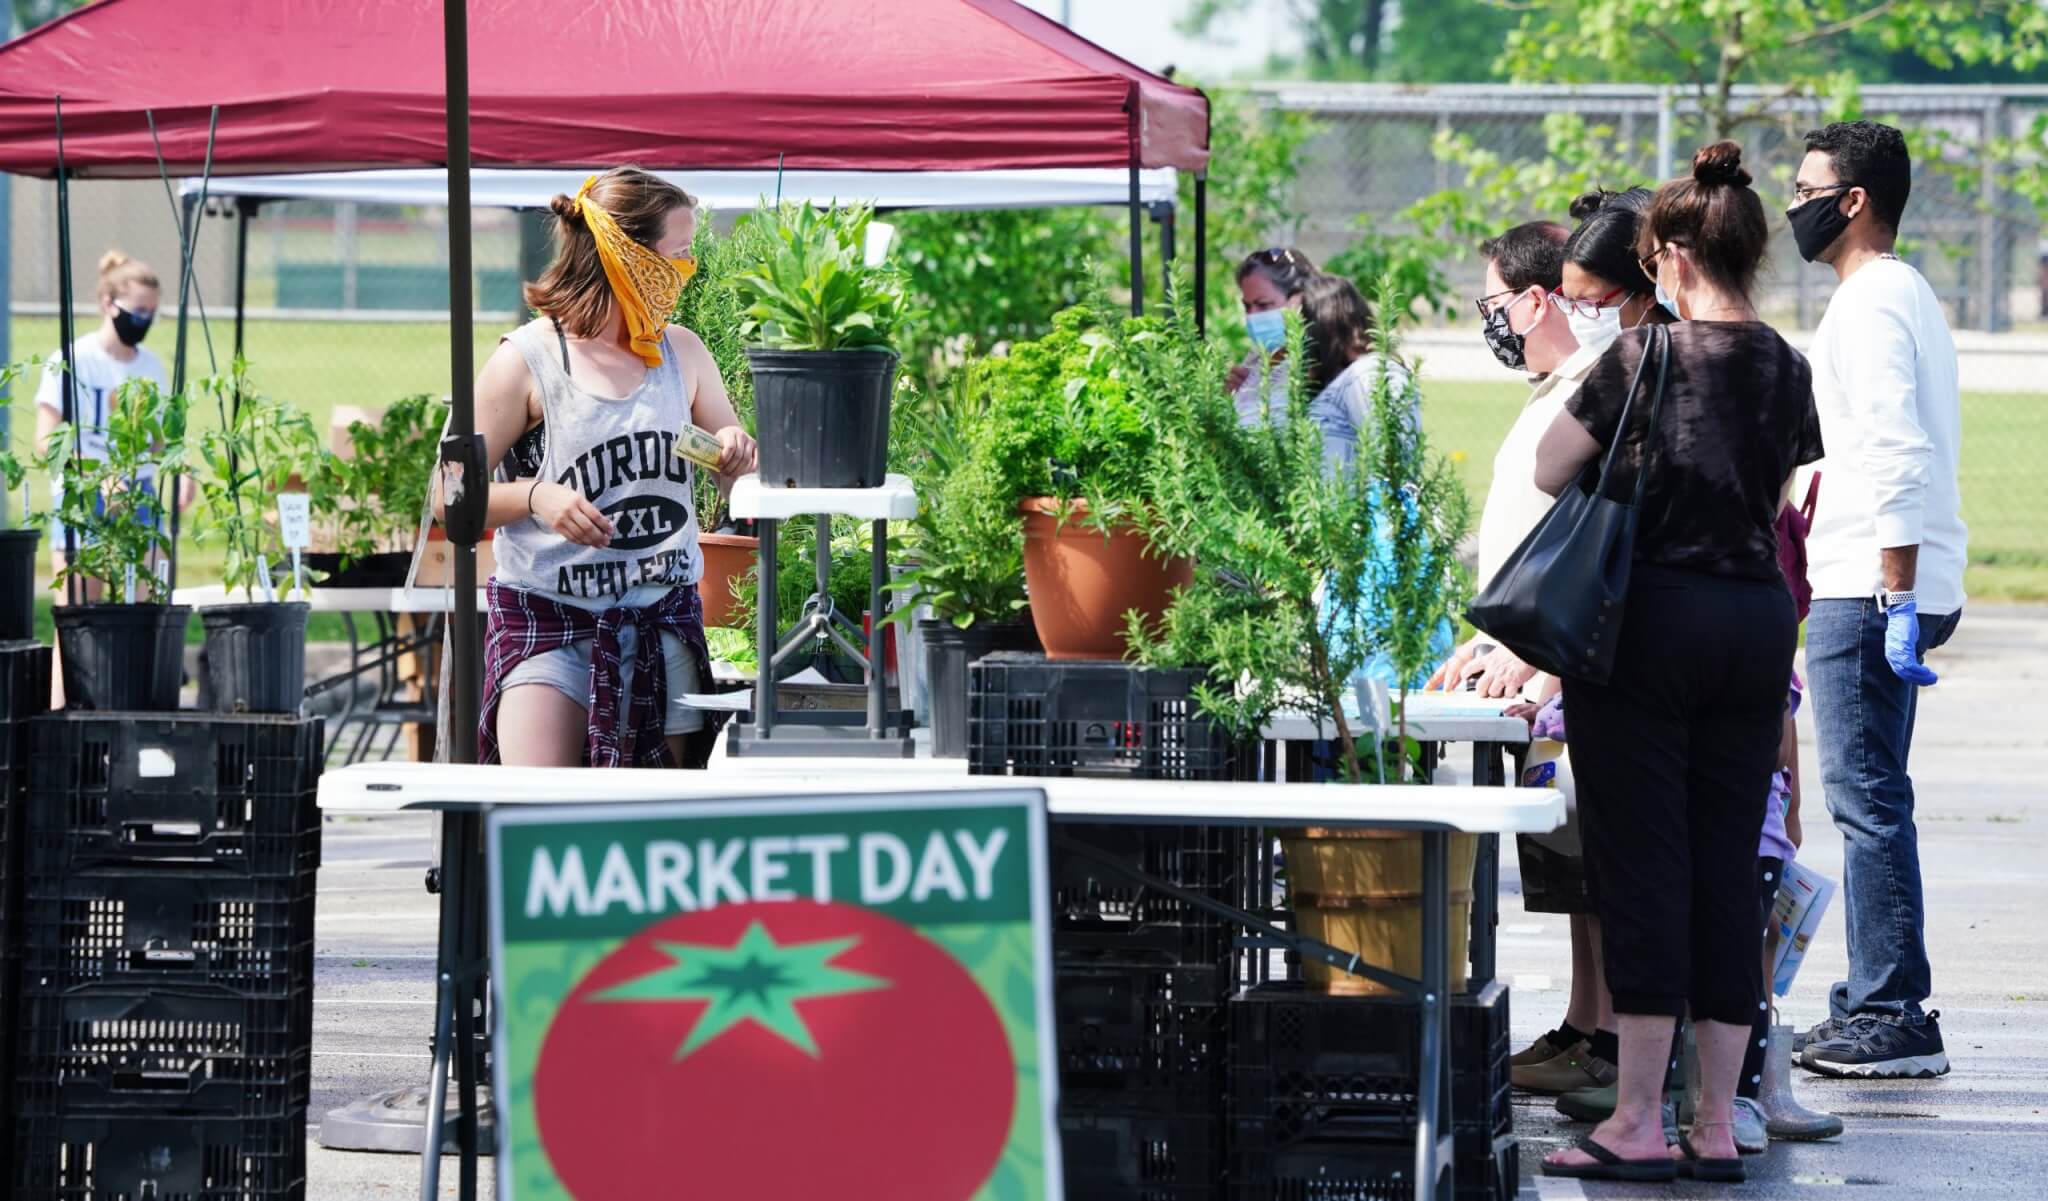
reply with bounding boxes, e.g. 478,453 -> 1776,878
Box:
1535,142 -> 1825,1184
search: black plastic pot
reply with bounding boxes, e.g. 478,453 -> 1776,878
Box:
200,602 -> 310,714
921,617 -> 1041,759
53,603 -> 192,711
302,551 -> 412,590
748,349 -> 898,489
0,528 -> 41,642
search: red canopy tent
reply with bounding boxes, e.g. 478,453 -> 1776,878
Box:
0,0 -> 1209,177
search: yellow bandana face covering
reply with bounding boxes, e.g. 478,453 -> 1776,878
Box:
575,176 -> 696,367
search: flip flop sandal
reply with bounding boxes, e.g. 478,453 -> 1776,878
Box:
1542,1135 -> 1679,1182
1675,1129 -> 1747,1182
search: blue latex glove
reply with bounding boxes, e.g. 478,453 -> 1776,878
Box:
1884,600 -> 1939,686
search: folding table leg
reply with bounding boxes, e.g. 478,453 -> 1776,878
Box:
1468,742 -> 1503,990
755,518 -> 778,739
867,518 -> 885,738
1416,829 -> 1455,1200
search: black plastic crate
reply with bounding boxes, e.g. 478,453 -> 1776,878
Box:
969,654 -> 1256,781
1228,980 -> 1511,1147
15,987 -> 312,1120
14,1112 -> 306,1201
0,641 -> 51,730
1061,1108 -> 1223,1201
28,713 -> 322,877
1057,963 -> 1230,1109
22,869 -> 315,997
1229,1129 -> 1519,1201
1052,823 -> 1250,972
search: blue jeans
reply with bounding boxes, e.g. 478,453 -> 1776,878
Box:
1807,599 -> 1961,1024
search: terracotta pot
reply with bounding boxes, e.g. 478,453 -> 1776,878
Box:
1280,828 -> 1479,996
696,533 -> 759,628
1018,497 -> 1192,661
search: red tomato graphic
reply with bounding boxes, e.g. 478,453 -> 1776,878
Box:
533,900 -> 1016,1200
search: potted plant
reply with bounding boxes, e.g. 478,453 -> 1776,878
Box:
974,304 -> 1191,660
1131,281 -> 1475,994
39,377 -> 191,711
0,360 -> 43,643
889,367 -> 1038,757
190,363 -> 322,713
320,393 -> 449,587
734,201 -> 908,489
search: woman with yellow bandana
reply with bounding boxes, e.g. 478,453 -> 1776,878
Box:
443,166 -> 758,769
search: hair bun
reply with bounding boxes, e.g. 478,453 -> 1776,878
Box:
1568,190 -> 1613,222
548,194 -> 583,224
98,249 -> 132,275
1692,141 -> 1752,189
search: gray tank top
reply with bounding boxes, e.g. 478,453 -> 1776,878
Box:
493,322 -> 703,605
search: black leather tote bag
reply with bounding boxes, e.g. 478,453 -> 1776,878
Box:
1465,324 -> 1669,684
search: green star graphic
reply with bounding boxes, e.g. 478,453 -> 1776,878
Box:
588,922 -> 889,1059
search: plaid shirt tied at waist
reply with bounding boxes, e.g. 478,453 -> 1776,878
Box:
479,578 -> 712,768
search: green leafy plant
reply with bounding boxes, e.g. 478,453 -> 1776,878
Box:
39,377 -> 188,603
888,366 -> 1028,630
730,516 -> 890,660
1131,278 -> 1472,784
733,201 -> 908,352
190,362 -> 329,598
675,212 -> 778,529
335,393 -> 449,563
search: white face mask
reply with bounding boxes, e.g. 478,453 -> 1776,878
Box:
1567,305 -> 1624,353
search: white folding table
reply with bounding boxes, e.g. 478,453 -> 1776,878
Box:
317,758 -> 1561,1201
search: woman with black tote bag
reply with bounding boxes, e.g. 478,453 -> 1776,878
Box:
1526,143 -> 1825,1184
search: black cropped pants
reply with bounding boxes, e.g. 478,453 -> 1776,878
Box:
1564,565 -> 1795,1028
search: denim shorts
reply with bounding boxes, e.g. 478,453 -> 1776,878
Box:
501,625 -> 704,734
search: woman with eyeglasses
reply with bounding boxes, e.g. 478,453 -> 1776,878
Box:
1224,246 -> 1317,425
34,250 -> 176,604
1535,143 -> 1823,1185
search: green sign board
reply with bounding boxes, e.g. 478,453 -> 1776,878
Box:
487,789 -> 1062,1201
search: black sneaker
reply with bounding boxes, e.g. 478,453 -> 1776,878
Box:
1803,1012 -> 1951,1079
1791,1016 -> 1839,1057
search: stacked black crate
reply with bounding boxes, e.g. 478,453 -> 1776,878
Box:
0,642 -> 53,1189
13,712 -> 323,1201
1227,979 -> 1517,1201
970,654 -> 1256,1201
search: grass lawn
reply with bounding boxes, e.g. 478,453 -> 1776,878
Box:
6,317 -> 2046,610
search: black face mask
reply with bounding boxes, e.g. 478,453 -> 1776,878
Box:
111,305 -> 154,348
1481,299 -> 1527,371
1788,192 -> 1855,264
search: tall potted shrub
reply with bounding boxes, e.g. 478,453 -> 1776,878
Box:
0,360 -> 44,642
1133,282 -> 1475,993
40,378 -> 191,711
191,364 -> 323,713
890,367 -> 1037,757
978,304 -> 1191,660
734,201 -> 907,489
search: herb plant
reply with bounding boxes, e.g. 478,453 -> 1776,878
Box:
733,201 -> 908,352
889,366 -> 1027,630
190,362 -> 330,599
335,393 -> 449,563
1131,279 -> 1472,784
40,377 -> 188,603
675,211 -> 777,528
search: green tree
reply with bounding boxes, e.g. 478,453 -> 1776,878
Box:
1181,0 -> 1391,76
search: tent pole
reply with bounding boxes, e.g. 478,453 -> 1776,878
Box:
166,188 -> 199,592
53,97 -> 79,606
1127,155 -> 1144,317
1156,201 -> 1175,301
443,0 -> 480,771
234,199 -> 253,366
1193,174 -> 1207,337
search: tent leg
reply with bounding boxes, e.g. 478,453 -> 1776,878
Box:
53,103 -> 81,606
1156,201 -> 1175,302
234,198 -> 253,366
1127,158 -> 1144,317
1193,174 -> 1208,337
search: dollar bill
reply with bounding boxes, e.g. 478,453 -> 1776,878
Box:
673,422 -> 725,472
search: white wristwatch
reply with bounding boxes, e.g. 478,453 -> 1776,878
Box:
1877,588 -> 1916,610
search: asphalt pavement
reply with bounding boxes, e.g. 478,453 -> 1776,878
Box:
303,606 -> 2048,1200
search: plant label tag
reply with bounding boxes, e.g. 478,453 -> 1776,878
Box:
256,554 -> 278,604
292,549 -> 305,599
124,565 -> 136,605
278,492 -> 313,549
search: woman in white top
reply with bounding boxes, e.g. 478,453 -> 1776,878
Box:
1293,272 -> 1412,469
34,250 -> 175,599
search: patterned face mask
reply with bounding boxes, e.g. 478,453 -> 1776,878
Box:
576,175 -> 695,367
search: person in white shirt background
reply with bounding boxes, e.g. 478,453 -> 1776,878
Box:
1786,121 -> 1967,1081
1223,246 -> 1317,426
33,249 -> 185,600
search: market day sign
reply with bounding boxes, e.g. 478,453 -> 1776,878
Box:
487,791 -> 1063,1201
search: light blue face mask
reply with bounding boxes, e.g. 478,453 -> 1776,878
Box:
1245,309 -> 1287,352
1655,280 -> 1683,321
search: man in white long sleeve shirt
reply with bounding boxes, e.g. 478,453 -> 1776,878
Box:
1788,121 -> 1966,1081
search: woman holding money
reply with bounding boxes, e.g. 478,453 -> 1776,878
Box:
445,167 -> 757,769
